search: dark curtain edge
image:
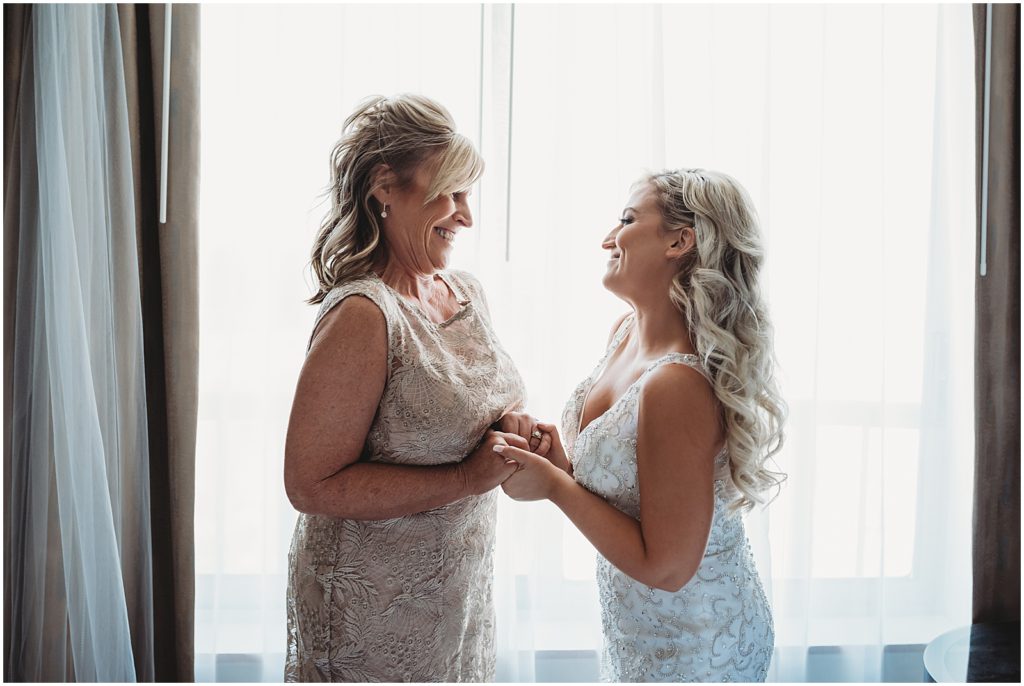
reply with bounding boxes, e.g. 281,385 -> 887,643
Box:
3,5 -> 33,682
971,2 -> 1022,627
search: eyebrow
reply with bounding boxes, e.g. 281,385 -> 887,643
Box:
621,206 -> 639,214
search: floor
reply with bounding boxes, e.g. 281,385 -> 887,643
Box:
197,644 -> 928,682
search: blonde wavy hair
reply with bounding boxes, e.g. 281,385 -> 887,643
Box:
308,94 -> 484,304
643,169 -> 787,512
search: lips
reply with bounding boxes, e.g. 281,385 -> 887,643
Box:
434,226 -> 455,243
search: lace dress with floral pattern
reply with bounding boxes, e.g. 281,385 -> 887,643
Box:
562,314 -> 774,682
285,270 -> 526,682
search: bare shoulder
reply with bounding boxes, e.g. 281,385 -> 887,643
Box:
308,294 -> 387,360
638,362 -> 723,454
641,362 -> 718,416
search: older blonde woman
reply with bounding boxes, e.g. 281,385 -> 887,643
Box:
283,95 -> 534,682
498,169 -> 786,682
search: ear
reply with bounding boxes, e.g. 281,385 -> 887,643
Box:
369,164 -> 396,205
665,226 -> 696,261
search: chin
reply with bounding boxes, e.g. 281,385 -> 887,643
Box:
430,251 -> 452,272
603,272 -> 640,306
601,270 -> 620,295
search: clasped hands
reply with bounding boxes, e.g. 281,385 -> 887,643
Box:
489,412 -> 573,502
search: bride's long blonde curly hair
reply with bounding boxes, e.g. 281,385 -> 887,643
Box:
644,169 -> 787,512
308,94 -> 483,304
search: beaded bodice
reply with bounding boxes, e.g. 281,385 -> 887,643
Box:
561,313 -> 774,682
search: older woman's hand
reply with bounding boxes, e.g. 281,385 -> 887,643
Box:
458,430 -> 529,495
497,412 -> 551,456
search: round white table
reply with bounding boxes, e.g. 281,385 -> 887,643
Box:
923,622 -> 1020,683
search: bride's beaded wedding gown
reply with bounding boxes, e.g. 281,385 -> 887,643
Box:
562,315 -> 774,682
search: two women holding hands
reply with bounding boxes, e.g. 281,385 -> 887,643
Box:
284,94 -> 785,683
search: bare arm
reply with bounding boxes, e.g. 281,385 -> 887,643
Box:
284,295 -> 518,519
500,364 -> 721,591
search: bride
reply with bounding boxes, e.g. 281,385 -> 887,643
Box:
496,168 -> 786,682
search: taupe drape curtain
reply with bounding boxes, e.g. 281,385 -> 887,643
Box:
3,4 -> 199,680
972,3 -> 1021,625
2,8 -> 35,678
116,5 -> 200,680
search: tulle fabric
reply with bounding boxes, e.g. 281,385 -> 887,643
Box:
6,5 -> 155,681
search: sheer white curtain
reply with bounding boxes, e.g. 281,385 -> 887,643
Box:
197,3 -> 974,682
6,4 -> 154,681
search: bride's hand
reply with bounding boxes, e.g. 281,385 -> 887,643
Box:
534,422 -> 572,476
496,445 -> 571,501
496,412 -> 551,456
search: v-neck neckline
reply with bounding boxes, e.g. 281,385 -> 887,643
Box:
373,271 -> 471,328
575,317 -> 701,441
575,324 -> 632,440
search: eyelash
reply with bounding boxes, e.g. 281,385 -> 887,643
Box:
619,217 -> 634,226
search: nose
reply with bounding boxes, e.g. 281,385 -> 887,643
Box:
601,226 -> 619,251
452,193 -> 473,229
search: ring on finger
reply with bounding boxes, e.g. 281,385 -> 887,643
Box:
531,429 -> 543,439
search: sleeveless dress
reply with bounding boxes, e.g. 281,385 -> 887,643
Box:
561,314 -> 774,682
285,270 -> 526,682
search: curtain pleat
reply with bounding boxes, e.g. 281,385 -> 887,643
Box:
6,5 -> 151,679
116,4 -> 201,680
3,4 -> 200,681
3,10 -> 32,675
972,3 -> 1021,626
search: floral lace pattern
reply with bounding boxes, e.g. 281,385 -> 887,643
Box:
285,270 -> 526,682
562,314 -> 774,682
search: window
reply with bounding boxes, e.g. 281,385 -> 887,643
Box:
197,4 -> 974,681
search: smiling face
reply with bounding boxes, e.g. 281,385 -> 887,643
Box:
602,183 -> 694,302
377,156 -> 474,275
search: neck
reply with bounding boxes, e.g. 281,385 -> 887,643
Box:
628,292 -> 696,359
375,258 -> 439,301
